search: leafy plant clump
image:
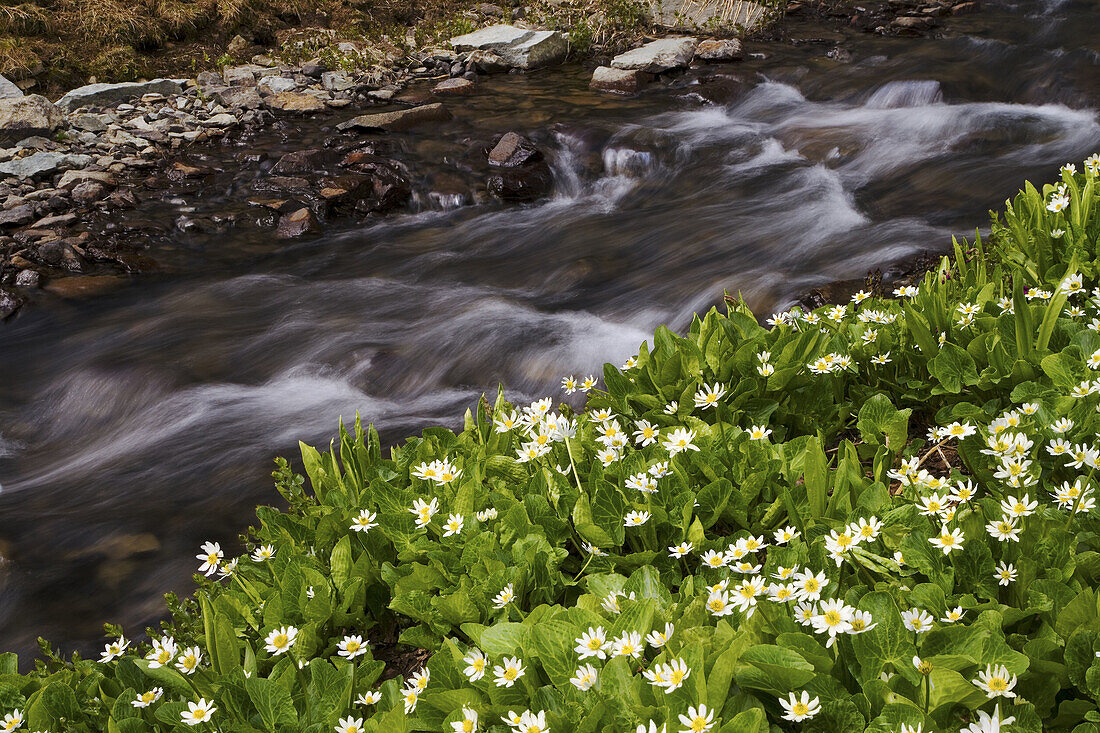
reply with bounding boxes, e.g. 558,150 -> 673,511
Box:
2,155 -> 1100,732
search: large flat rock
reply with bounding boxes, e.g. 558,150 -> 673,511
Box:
336,103 -> 452,132
611,37 -> 699,73
648,0 -> 767,30
57,79 -> 187,111
449,24 -> 567,69
0,151 -> 92,179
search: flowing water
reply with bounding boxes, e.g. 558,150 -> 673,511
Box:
0,0 -> 1098,659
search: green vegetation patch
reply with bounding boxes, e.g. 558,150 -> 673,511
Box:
2,155 -> 1100,732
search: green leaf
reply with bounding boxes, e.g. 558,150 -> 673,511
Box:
246,675 -> 298,731
929,342 -> 978,394
735,645 -> 815,695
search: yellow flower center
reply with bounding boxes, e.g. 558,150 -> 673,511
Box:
272,634 -> 287,648
793,703 -> 808,715
504,668 -> 517,680
824,611 -> 841,626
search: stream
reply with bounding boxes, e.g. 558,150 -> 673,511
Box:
0,0 -> 1098,660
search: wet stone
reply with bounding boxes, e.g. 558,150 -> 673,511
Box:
275,207 -> 319,238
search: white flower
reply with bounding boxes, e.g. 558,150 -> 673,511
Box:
0,710 -> 22,733
986,515 -> 1020,542
654,658 -> 691,693
462,649 -> 488,681
626,471 -> 659,493
476,507 -> 498,521
409,668 -> 430,691
494,410 -> 521,432
409,497 -> 440,527
337,716 -> 366,733
995,561 -> 1017,585
196,541 -> 223,576
580,375 -> 597,392
638,723 -> 666,733
706,589 -> 735,617
562,375 -> 578,394
1000,494 -> 1037,518
668,542 -> 693,558
175,646 -> 203,675
848,516 -> 882,542
678,703 -> 715,733
748,425 -> 771,441
663,427 -> 699,456
963,704 -> 1016,733
634,420 -> 659,446
645,623 -> 674,648
251,544 -> 276,562
811,598 -> 853,646
1048,193 -> 1070,212
350,509 -> 378,533
146,636 -> 177,669
780,691 -> 821,722
181,699 -> 216,726
773,526 -> 800,544
610,631 -> 643,659
492,584 -> 515,610
443,513 -> 464,537
649,461 -> 671,478
793,570 -> 828,602
493,656 -> 526,687
694,382 -> 726,410
99,636 -> 129,663
131,687 -> 163,708
574,627 -> 609,660
929,525 -> 965,555
356,691 -> 382,705
941,607 -> 965,623
974,664 -> 1018,698
338,634 -> 368,659
570,663 -> 599,691
901,608 -> 934,633
624,511 -> 650,527
402,687 -> 419,714
849,609 -> 877,634
701,549 -> 728,568
264,626 -> 298,656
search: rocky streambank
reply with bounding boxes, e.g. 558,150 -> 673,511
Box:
0,0 -> 977,320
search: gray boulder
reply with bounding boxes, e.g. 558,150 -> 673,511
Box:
56,79 -> 186,112
611,37 -> 699,73
590,66 -> 649,94
216,87 -> 263,110
0,152 -> 92,179
449,25 -> 567,69
257,76 -> 299,95
694,39 -> 743,62
336,103 -> 452,132
0,75 -> 23,99
0,95 -> 65,143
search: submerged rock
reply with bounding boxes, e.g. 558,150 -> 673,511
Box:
432,78 -> 475,96
56,79 -> 186,112
486,131 -> 552,201
611,37 -> 699,73
275,207 -> 320,238
449,25 -> 567,69
336,103 -> 452,132
0,95 -> 64,143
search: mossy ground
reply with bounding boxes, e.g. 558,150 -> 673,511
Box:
0,0 -> 664,95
